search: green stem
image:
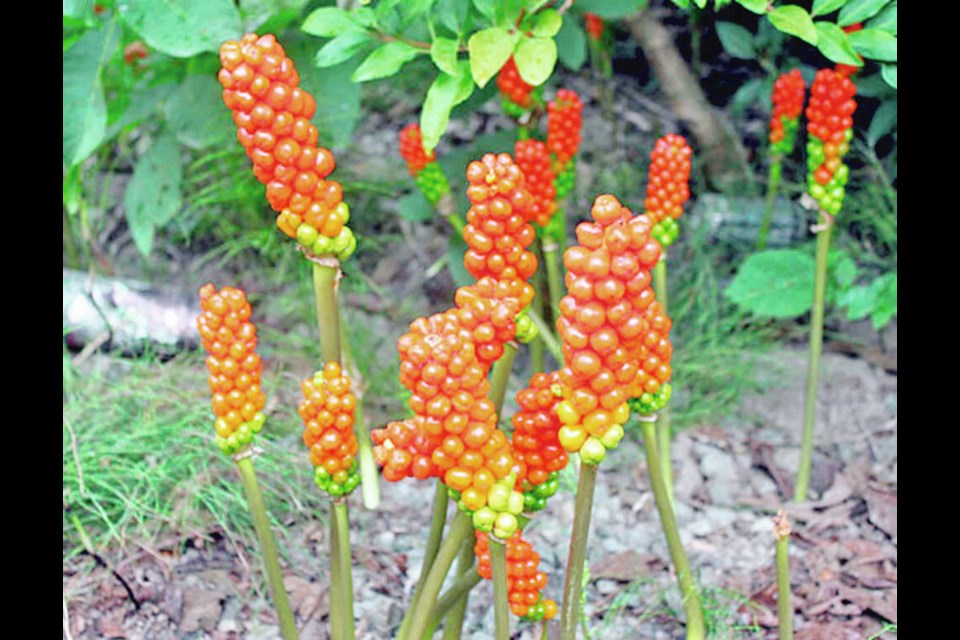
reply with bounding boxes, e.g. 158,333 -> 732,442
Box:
543,240 -> 564,322
64,208 -> 80,269
235,456 -> 299,640
795,218 -> 833,503
490,342 -> 518,419
527,308 -> 563,365
406,512 -> 474,640
312,262 -> 342,364
560,462 -> 598,640
490,538 -> 511,640
530,240 -> 546,374
397,480 -> 450,640
776,535 -> 793,640
331,499 -> 355,640
652,259 -> 675,507
757,158 -> 783,251
439,532 -> 478,640
640,420 -> 705,639
328,498 -> 343,637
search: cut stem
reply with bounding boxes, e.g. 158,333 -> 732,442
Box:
757,157 -> 784,251
795,218 -> 833,502
235,456 -> 299,640
490,538 -> 511,640
774,510 -> 794,640
652,259 -> 675,507
331,499 -> 355,640
397,480 -> 450,640
640,419 -> 705,639
560,461 -> 598,640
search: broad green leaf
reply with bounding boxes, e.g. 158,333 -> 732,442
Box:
121,0 -> 241,57
124,133 -> 183,257
811,0 -> 847,16
63,0 -> 93,19
434,0 -> 467,33
514,36 -> 556,86
472,0 -> 496,21
468,27 -> 518,88
400,0 -> 435,23
556,15 -> 586,71
533,9 -> 562,37
716,21 -> 757,59
239,0 -> 309,33
866,100 -> 896,147
767,6 -> 818,46
838,0 -> 889,26
672,0 -> 691,8
730,77 -> 767,116
446,234 -> 473,287
315,31 -> 372,68
287,37 -> 362,147
165,74 -> 234,149
352,41 -> 422,82
869,272 -> 897,329
107,83 -> 176,139
352,7 -> 376,27
814,21 -> 862,66
301,6 -> 364,37
431,36 -> 460,76
866,2 -> 896,34
421,66 -> 474,152
63,22 -> 117,167
398,191 -> 435,222
725,249 -> 816,318
838,283 -> 875,319
881,63 -> 896,89
847,28 -> 896,61
827,249 -> 858,291
494,0 -> 527,27
694,0 -> 707,8
575,0 -> 647,19
735,0 -> 768,15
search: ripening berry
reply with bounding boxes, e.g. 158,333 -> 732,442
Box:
511,370 -> 567,511
515,139 -> 558,227
398,123 -> 435,176
547,89 -> 583,168
769,70 -> 806,155
497,56 -> 535,111
585,13 -> 604,41
643,134 -> 693,248
299,362 -> 361,497
475,530 -> 558,621
805,68 -> 857,215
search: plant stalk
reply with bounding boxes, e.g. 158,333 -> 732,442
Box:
438,531 -> 478,640
652,259 -> 675,507
543,239 -> 564,322
490,342 -> 518,419
397,480 -> 450,640
560,461 -> 598,640
235,456 -> 299,640
795,217 -> 833,502
776,529 -> 793,640
490,538 -> 511,640
640,419 -> 705,639
757,157 -> 783,251
527,308 -> 563,365
312,262 -> 342,364
331,499 -> 355,640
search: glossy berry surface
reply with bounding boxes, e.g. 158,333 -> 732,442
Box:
769,69 -> 806,155
398,123 -> 435,176
515,139 -> 558,227
497,56 -> 535,111
547,89 -> 583,168
475,530 -> 558,621
585,13 -> 604,41
805,68 -> 857,215
643,134 -> 692,248
299,362 -> 361,497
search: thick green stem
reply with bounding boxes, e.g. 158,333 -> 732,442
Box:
312,262 -> 342,364
530,241 -> 546,374
543,241 -> 564,322
331,499 -> 355,640
652,259 -> 675,507
398,480 -> 450,640
795,219 -> 833,502
406,513 -> 474,640
640,420 -> 705,639
439,532 -> 478,640
527,308 -> 563,365
235,456 -> 299,640
560,462 -> 598,640
757,158 -> 784,251
490,342 -> 518,419
490,539 -> 511,640
776,535 -> 793,640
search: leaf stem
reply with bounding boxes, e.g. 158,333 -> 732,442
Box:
527,308 -> 563,364
652,259 -> 675,508
438,531 -> 478,640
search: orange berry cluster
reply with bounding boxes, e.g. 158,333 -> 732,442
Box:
475,530 -> 558,621
497,56 -> 537,117
585,12 -> 604,41
514,139 -> 558,228
547,89 -> 583,168
769,69 -> 806,155
218,33 -> 356,260
627,299 -> 674,417
299,362 -> 361,497
805,68 -> 856,216
554,195 -> 667,464
511,370 -> 567,512
197,284 -> 267,455
643,134 -> 693,248
398,123 -> 451,204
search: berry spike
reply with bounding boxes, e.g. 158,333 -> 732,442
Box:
399,123 -> 451,205
805,68 -> 857,216
475,529 -> 558,621
769,70 -> 806,156
515,139 -> 558,228
643,134 -> 693,248
497,56 -> 539,118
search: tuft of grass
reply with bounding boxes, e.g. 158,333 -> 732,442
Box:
699,584 -> 765,639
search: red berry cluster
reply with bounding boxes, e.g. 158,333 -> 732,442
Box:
218,33 -> 355,258
626,299 -> 673,416
475,530 -> 558,621
197,284 -> 267,455
805,68 -> 856,215
511,370 -> 567,511
547,89 -> 584,168
554,195 -> 665,464
585,13 -> 604,41
299,362 -> 361,497
514,139 -> 558,227
768,69 -> 806,149
644,134 -> 693,248
398,123 -> 436,176
497,56 -> 535,110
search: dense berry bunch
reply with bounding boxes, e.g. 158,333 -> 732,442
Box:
218,33 -> 356,260
585,13 -> 604,41
299,362 -> 361,497
197,284 -> 267,455
475,531 -> 558,621
399,124 -> 451,205
515,139 -> 558,227
547,89 -> 583,168
511,370 -> 567,512
626,300 -> 673,415
805,68 -> 857,215
769,69 -> 806,155
555,195 -> 664,464
497,57 -> 537,117
643,134 -> 693,248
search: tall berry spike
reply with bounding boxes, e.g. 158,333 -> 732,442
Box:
644,134 -> 693,248
475,529 -> 558,621
805,68 -> 857,216
769,70 -> 806,156
497,56 -> 537,117
300,362 -> 361,497
515,139 -> 558,227
399,123 -> 450,205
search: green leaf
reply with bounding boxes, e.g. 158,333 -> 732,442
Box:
421,66 -> 474,152
472,0 -> 496,21
121,0 -> 241,57
694,0 -> 707,8
431,36 -> 460,76
63,22 -> 118,167
315,31 -> 372,68
400,0 -> 435,23
574,0 -> 647,19
838,283 -> 875,319
301,6 -> 364,37
866,2 -> 896,35
556,14 -> 586,71
468,27 -> 519,88
124,133 -> 183,257
434,0 -> 468,33
725,249 -> 816,318
866,99 -> 896,147
847,28 -> 896,61
811,0 -> 847,16
107,83 -> 175,139
869,272 -> 896,329
513,36 -> 556,86
715,21 -> 757,59
165,74 -> 234,149
730,77 -> 767,116
838,0 -> 889,26
352,41 -> 422,82
398,191 -> 435,222
287,36 -> 362,147
533,9 -> 562,37
446,234 -> 473,287
238,0 -> 309,34
735,0 -> 768,15
881,63 -> 896,89
767,6 -> 818,46
494,0 -> 527,27
814,21 -> 862,65
672,0 -> 691,8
